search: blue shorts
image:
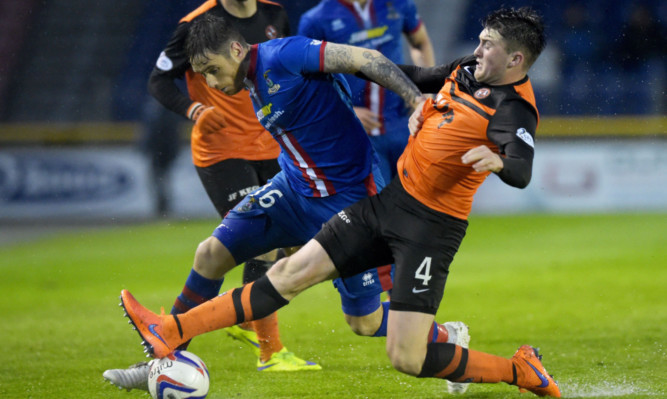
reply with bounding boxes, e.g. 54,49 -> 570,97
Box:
333,264 -> 394,316
211,169 -> 390,316
213,170 -> 382,260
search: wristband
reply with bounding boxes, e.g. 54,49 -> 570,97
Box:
187,102 -> 205,121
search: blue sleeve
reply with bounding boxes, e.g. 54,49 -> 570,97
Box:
277,36 -> 327,75
297,12 -> 324,39
402,0 -> 422,34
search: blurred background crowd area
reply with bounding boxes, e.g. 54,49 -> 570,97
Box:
0,0 -> 664,123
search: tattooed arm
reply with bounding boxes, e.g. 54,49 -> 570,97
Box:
322,42 -> 425,109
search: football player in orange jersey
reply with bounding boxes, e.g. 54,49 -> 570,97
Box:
120,7 -> 561,397
297,3 -> 476,394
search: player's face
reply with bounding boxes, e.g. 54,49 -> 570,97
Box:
191,49 -> 244,95
473,28 -> 513,85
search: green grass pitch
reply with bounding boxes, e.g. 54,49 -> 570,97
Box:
1,213 -> 665,398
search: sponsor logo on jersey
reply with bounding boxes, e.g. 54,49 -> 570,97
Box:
256,103 -> 273,120
516,128 -> 535,148
156,51 -> 173,71
310,39 -> 322,46
264,110 -> 284,129
265,25 -> 278,39
434,93 -> 454,127
474,88 -> 491,99
331,18 -> 345,31
434,93 -> 448,108
349,26 -> 389,44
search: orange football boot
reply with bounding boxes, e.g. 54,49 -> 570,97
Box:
120,289 -> 180,358
512,345 -> 561,397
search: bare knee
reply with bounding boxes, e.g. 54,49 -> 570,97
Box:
193,237 -> 235,279
344,310 -> 383,336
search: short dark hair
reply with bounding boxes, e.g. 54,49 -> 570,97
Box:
483,7 -> 546,67
185,13 -> 246,64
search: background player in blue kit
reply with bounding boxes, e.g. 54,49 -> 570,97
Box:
298,0 -> 435,183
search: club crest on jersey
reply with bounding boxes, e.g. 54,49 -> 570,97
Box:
265,25 -> 278,39
386,2 -> 400,19
156,51 -> 173,71
516,128 -> 535,148
474,88 -> 491,99
264,70 -> 281,95
236,199 -> 255,213
331,19 -> 345,31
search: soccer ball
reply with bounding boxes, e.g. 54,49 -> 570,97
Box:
148,350 -> 210,399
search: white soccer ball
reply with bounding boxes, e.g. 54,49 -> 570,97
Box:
148,350 -> 210,399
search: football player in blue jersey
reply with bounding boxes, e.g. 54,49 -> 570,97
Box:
299,0 -> 435,183
184,13 -> 462,342
185,15 -> 468,352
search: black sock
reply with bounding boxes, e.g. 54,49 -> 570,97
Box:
249,275 -> 289,320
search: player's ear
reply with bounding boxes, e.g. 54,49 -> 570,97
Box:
508,51 -> 524,68
230,41 -> 244,60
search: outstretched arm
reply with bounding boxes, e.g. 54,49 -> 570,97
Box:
406,24 -> 435,68
322,42 -> 424,109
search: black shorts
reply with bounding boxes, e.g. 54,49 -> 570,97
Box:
314,178 -> 468,315
196,158 -> 281,218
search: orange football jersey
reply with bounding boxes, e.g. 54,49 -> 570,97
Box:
398,62 -> 538,220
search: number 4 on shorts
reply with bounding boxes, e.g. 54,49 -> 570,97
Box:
415,257 -> 432,286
